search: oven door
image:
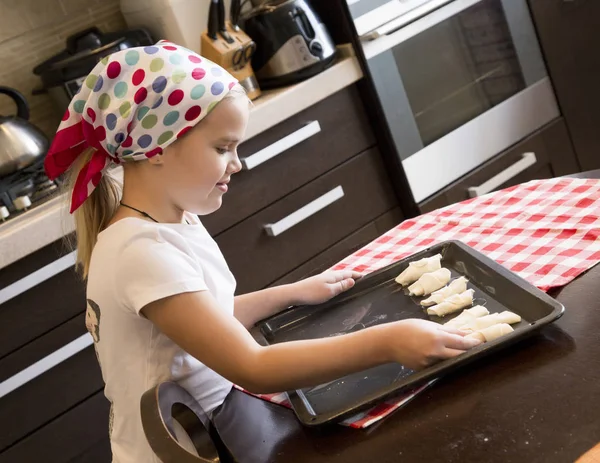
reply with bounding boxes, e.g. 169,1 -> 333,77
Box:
360,0 -> 560,203
348,0 -> 447,37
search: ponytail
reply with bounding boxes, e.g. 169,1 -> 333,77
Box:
64,148 -> 121,279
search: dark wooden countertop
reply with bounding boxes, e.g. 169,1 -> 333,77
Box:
214,172 -> 600,463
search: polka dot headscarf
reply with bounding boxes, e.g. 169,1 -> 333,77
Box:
45,40 -> 238,213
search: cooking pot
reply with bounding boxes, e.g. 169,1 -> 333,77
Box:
0,87 -> 49,177
33,27 -> 153,115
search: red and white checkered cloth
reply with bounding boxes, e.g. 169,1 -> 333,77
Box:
333,177 -> 600,290
245,177 -> 600,428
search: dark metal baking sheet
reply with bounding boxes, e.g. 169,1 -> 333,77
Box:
255,240 -> 565,426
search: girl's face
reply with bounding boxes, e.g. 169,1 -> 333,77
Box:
157,96 -> 249,215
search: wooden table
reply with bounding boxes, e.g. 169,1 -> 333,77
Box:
215,172 -> 600,463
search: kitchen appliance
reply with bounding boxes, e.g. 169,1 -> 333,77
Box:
349,0 -> 560,203
120,0 -> 232,54
241,0 -> 337,89
33,27 -> 153,115
0,158 -> 61,223
0,87 -> 49,178
201,0 -> 262,99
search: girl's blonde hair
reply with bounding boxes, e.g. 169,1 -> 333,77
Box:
65,147 -> 122,278
66,83 -> 249,278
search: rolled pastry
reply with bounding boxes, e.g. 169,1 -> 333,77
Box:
426,289 -> 475,317
465,323 -> 514,343
421,276 -> 468,306
443,305 -> 489,328
461,313 -> 501,331
460,311 -> 522,332
395,254 -> 442,286
497,310 -> 522,325
408,268 -> 452,296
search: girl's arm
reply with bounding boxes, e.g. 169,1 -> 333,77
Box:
234,270 -> 360,328
143,289 -> 479,393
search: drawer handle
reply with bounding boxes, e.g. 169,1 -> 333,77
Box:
467,152 -> 537,198
0,333 -> 93,399
241,121 -> 321,171
0,251 -> 77,305
264,186 -> 345,237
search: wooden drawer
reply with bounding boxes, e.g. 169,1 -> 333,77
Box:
0,261 -> 84,360
0,392 -> 110,463
419,118 -> 579,213
271,208 -> 403,286
528,0 -> 600,171
216,147 -> 397,293
203,85 -> 376,236
0,321 -> 103,452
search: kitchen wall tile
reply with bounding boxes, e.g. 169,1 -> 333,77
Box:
22,0 -> 68,30
0,0 -> 33,42
0,0 -> 126,138
59,0 -> 93,16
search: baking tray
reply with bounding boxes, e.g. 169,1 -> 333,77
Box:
254,240 -> 565,426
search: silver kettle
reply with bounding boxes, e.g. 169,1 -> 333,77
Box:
0,86 -> 49,177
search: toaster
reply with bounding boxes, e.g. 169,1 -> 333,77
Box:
241,0 -> 337,89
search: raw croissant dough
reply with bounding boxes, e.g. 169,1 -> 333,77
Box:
459,311 -> 521,332
426,289 -> 475,317
443,305 -> 489,328
465,323 -> 514,343
395,254 -> 442,286
408,268 -> 452,296
421,276 -> 468,306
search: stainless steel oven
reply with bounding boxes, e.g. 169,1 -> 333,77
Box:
349,0 -> 560,203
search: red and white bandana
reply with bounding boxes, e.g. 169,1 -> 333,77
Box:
45,40 -> 238,212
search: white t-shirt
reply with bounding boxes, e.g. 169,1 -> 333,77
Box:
86,213 -> 236,463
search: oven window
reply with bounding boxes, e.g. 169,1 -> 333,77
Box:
392,0 -> 526,146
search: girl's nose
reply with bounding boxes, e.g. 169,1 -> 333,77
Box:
229,153 -> 242,174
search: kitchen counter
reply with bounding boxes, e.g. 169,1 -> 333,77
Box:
208,170 -> 600,463
0,46 -> 363,270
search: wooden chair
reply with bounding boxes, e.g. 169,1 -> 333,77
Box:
140,381 -> 237,463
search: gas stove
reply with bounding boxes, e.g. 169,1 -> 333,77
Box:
0,159 -> 63,223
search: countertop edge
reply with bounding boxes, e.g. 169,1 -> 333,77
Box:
0,50 -> 364,270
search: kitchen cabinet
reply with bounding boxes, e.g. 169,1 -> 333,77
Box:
419,118 -> 578,213
0,240 -> 110,462
218,147 -> 397,293
271,208 -> 403,286
208,84 -> 402,293
203,85 -> 376,236
0,392 -> 110,463
528,0 -> 600,171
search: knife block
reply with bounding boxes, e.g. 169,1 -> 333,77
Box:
201,24 -> 261,101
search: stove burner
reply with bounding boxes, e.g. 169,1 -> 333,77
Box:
0,158 -> 62,222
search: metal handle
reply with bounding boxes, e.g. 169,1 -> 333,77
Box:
362,0 -> 478,54
0,333 -> 93,398
0,251 -> 76,305
264,186 -> 345,237
0,86 -> 30,120
467,152 -> 537,198
241,121 -> 321,171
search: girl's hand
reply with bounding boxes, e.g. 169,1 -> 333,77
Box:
292,270 -> 362,306
386,319 -> 481,370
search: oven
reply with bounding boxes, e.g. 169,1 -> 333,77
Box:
349,0 -> 560,203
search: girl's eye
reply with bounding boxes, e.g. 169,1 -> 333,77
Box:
216,147 -> 228,154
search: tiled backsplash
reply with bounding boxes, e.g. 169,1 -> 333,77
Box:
0,0 -> 127,138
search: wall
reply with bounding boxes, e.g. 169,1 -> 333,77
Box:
0,0 -> 127,138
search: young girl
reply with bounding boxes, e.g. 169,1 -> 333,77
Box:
45,41 -> 480,462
